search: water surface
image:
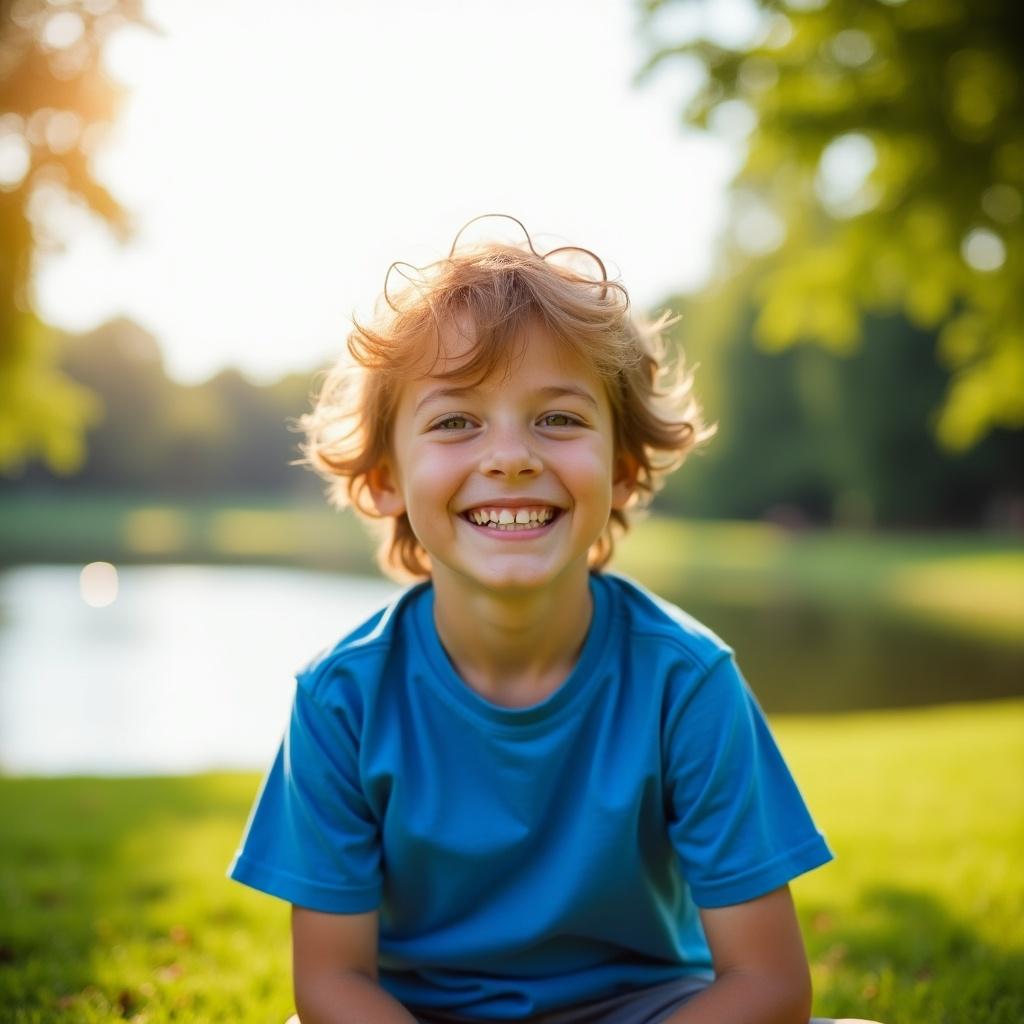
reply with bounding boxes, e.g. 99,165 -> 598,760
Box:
0,565 -> 398,775
1,565 -> 1020,775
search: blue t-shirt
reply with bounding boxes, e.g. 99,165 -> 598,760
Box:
228,572 -> 833,1018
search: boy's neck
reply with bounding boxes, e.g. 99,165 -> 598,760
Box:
430,568 -> 594,709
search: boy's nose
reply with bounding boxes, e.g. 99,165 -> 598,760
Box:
479,434 -> 542,478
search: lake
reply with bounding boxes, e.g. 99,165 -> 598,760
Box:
1,564 -> 1020,775
0,565 -> 399,776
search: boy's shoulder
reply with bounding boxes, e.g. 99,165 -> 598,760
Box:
294,573 -> 735,710
598,571 -> 734,675
295,581 -> 430,706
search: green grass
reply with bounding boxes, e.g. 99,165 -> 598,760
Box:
0,492 -> 378,575
616,516 -> 1024,648
2,702 -> 1022,1023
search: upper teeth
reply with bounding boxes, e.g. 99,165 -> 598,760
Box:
467,507 -> 555,526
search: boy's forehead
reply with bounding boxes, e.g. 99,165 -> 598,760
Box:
397,327 -> 609,422
426,312 -> 581,378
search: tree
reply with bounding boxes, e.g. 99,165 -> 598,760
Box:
656,280 -> 1023,527
4,317 -> 322,498
0,0 -> 151,474
641,0 -> 1024,450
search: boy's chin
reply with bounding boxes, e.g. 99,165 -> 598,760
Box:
447,557 -> 590,596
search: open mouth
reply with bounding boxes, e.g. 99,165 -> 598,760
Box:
461,507 -> 562,532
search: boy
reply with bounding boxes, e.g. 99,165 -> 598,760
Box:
229,219 -> 881,1024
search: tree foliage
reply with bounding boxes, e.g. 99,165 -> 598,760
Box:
657,277 -> 1022,527
641,0 -> 1024,450
0,0 -> 150,474
3,318 -> 319,496
3,315 -> 1015,528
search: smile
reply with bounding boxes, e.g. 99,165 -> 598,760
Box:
462,507 -> 560,531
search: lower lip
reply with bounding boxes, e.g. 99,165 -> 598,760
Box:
462,515 -> 561,540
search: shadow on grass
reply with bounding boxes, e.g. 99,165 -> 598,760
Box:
804,885 -> 1024,1024
0,774 -> 293,1022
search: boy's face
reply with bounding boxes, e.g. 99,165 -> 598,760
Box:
369,320 -> 635,597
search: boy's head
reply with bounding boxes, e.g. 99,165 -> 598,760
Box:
301,220 -> 712,580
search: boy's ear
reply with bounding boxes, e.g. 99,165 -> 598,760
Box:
611,451 -> 640,510
366,459 -> 406,517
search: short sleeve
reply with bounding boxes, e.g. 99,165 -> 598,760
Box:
227,675 -> 382,912
664,653 -> 833,909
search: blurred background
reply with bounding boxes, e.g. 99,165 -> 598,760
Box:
1,0 -> 1021,774
1,2 -> 1023,1021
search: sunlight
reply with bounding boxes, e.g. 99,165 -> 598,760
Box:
32,0 -> 736,385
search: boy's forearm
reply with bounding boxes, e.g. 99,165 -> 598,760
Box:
664,970 -> 812,1024
295,970 -> 418,1024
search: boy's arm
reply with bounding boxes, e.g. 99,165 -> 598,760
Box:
665,885 -> 813,1024
291,906 -> 417,1024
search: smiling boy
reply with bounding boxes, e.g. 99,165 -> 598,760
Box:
228,221 -> 881,1024
368,315 -> 633,709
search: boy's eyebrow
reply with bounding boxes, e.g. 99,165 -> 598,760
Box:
536,385 -> 599,409
414,384 -> 599,414
415,385 -> 477,415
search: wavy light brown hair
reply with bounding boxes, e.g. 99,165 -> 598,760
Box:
300,218 -> 714,580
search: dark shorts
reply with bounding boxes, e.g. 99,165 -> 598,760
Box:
411,978 -> 850,1024
413,976 -> 711,1024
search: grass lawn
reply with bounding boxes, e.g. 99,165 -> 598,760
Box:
1,700 -> 1022,1023
615,517 -> 1024,649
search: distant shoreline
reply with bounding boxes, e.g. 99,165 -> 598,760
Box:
1,491 -> 1022,650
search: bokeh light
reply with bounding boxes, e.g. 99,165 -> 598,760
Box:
80,561 -> 119,608
962,227 -> 1007,272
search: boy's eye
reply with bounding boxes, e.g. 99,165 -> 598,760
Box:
433,415 -> 474,431
539,413 -> 580,428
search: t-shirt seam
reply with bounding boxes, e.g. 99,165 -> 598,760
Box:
689,832 -> 832,902
603,573 -> 733,662
298,584 -> 428,703
629,629 -> 732,675
231,853 -> 381,898
300,637 -> 395,707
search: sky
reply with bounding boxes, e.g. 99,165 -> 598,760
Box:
32,0 -> 760,385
